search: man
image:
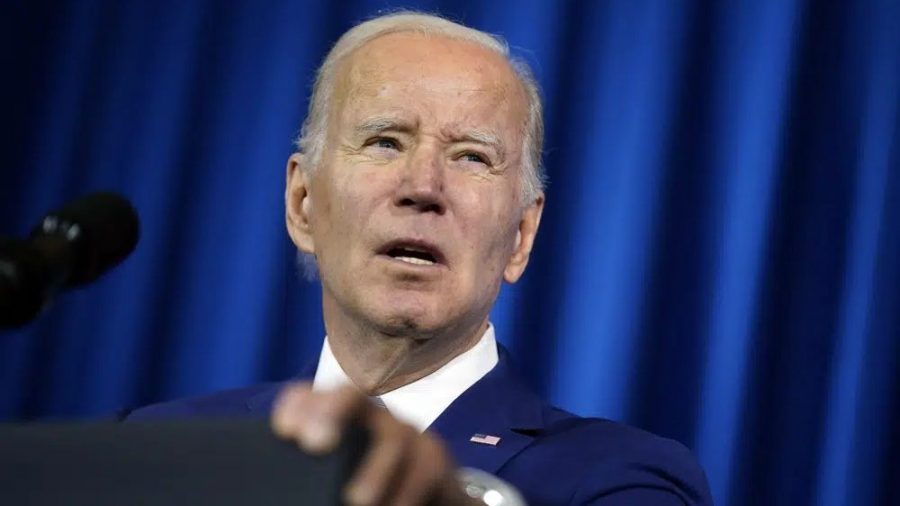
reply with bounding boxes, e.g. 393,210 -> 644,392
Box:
129,12 -> 713,506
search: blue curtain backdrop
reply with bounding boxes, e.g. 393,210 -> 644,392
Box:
1,1 -> 898,504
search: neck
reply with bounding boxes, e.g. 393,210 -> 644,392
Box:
321,297 -> 488,396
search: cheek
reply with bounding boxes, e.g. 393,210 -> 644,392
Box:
326,170 -> 386,232
484,220 -> 519,273
457,199 -> 519,275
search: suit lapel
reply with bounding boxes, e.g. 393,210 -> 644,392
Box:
428,346 -> 546,474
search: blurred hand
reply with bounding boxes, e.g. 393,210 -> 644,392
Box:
271,383 -> 479,506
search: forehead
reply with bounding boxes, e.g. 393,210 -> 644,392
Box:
332,32 -> 527,136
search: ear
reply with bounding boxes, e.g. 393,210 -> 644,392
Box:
285,153 -> 316,255
503,194 -> 545,283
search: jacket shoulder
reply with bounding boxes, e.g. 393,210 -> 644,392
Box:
123,383 -> 283,421
505,409 -> 712,505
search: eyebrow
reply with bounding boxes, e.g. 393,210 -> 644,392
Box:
449,128 -> 505,155
354,116 -> 415,137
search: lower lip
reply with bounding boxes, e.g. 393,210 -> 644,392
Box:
378,254 -> 446,272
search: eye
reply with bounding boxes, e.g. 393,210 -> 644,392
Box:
460,152 -> 489,165
367,137 -> 400,150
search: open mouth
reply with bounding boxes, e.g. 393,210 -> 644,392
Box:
378,240 -> 445,267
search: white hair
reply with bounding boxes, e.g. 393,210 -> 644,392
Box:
293,11 -> 546,280
294,11 -> 546,202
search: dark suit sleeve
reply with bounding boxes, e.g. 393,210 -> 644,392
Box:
569,436 -> 713,505
119,383 -> 281,421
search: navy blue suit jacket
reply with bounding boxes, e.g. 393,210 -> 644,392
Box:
128,348 -> 712,505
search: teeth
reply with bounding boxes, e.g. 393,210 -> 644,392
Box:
395,256 -> 435,266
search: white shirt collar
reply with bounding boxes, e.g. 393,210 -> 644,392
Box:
312,325 -> 499,432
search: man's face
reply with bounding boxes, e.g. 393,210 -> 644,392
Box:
286,32 -> 543,339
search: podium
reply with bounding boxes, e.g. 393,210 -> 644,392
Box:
0,420 -> 367,505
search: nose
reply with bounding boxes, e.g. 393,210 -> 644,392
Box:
394,143 -> 447,214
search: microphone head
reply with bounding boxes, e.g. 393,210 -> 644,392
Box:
31,192 -> 140,287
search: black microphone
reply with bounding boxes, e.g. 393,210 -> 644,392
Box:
0,192 -> 140,329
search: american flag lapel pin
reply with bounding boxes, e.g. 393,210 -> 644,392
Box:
469,433 -> 501,446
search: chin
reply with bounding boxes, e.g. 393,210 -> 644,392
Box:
377,316 -> 430,337
367,300 -> 448,338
